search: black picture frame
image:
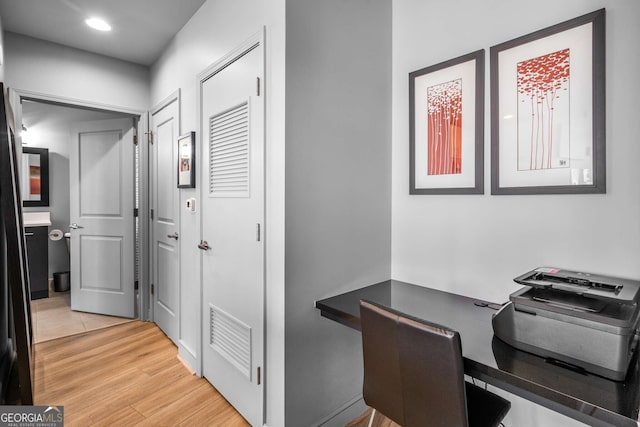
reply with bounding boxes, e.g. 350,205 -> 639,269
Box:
177,131 -> 196,189
22,146 -> 49,207
409,49 -> 485,195
490,9 -> 605,195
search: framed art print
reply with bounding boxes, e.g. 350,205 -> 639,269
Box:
409,49 -> 484,194
177,131 -> 196,188
490,9 -> 605,194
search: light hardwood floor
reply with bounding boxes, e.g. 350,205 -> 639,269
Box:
346,409 -> 400,427
32,291 -> 132,343
34,320 -> 250,426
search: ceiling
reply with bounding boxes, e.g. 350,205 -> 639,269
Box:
0,0 -> 207,66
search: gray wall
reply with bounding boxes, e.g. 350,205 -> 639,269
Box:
4,32 -> 149,112
4,32 -> 147,280
285,0 -> 392,425
391,1 -> 640,426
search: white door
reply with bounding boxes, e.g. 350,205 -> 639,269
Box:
70,118 -> 136,318
200,37 -> 264,426
150,96 -> 180,343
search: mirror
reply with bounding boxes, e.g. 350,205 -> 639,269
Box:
22,147 -> 49,207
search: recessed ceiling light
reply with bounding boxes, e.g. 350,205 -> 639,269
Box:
85,17 -> 111,32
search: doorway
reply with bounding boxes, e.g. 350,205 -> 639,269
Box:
19,98 -> 141,341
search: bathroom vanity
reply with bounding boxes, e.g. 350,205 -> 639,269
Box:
23,212 -> 51,300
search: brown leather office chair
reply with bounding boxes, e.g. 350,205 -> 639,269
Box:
360,300 -> 510,427
361,299 -> 405,426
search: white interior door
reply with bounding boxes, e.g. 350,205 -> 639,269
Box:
70,118 -> 135,318
150,96 -> 180,343
200,36 -> 264,426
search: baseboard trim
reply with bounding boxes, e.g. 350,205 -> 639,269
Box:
178,343 -> 200,376
316,394 -> 368,427
176,353 -> 196,376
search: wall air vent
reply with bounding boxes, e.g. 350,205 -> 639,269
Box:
208,101 -> 250,197
209,304 -> 251,380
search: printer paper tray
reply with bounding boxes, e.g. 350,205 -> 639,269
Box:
492,302 -> 638,381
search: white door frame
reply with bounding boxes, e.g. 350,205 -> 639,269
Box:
196,27 -> 266,416
9,88 -> 151,320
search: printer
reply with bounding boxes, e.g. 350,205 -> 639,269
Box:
492,267 -> 640,381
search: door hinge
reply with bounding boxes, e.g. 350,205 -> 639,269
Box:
151,284 -> 154,295
256,77 -> 260,96
257,366 -> 261,385
145,130 -> 154,144
134,208 -> 139,217
150,209 -> 154,220
133,135 -> 138,145
134,281 -> 139,290
256,223 -> 261,242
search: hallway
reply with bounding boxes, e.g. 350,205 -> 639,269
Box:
34,321 -> 249,426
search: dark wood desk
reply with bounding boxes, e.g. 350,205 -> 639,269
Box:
315,280 -> 640,427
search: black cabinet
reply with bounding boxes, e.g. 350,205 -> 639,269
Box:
25,226 -> 48,300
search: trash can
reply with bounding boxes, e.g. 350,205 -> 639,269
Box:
53,271 -> 70,292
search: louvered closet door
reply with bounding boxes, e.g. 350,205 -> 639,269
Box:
209,102 -> 250,196
200,37 -> 264,427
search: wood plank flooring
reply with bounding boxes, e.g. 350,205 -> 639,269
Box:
34,320 -> 250,426
32,291 -> 132,343
346,409 -> 400,427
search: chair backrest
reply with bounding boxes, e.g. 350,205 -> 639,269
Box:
360,300 -> 405,426
359,300 -> 469,427
397,313 -> 468,427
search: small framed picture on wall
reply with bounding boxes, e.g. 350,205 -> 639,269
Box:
409,49 -> 485,194
177,131 -> 196,188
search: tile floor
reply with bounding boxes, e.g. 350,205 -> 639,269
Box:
31,290 -> 133,343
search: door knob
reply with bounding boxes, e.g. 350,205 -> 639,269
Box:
69,223 -> 84,229
168,232 -> 179,240
197,240 -> 211,251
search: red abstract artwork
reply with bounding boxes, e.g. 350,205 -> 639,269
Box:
427,79 -> 462,175
29,165 -> 41,196
517,48 -> 570,171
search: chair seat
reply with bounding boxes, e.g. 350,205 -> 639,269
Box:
465,382 -> 511,427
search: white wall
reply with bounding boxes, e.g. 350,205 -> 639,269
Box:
149,0 -> 286,425
4,32 -> 149,112
284,0 -> 392,425
392,1 -> 640,426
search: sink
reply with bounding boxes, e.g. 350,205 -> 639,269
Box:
23,212 -> 52,227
